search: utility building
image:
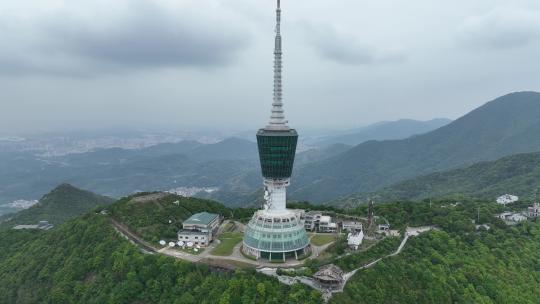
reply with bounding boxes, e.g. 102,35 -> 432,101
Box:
242,0 -> 310,262
177,212 -> 220,247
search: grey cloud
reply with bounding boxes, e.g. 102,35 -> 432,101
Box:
302,23 -> 406,65
457,7 -> 540,50
0,0 -> 252,76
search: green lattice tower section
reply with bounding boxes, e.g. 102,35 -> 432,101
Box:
257,129 -> 298,179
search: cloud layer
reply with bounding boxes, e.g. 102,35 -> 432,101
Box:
0,0 -> 252,75
303,23 -> 406,65
1,0 -> 540,134
458,7 -> 540,50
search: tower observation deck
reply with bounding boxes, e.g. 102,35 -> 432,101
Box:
242,0 -> 310,261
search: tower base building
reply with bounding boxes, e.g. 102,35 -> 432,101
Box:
243,209 -> 310,261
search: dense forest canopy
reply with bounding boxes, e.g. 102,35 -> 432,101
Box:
0,214 -> 321,304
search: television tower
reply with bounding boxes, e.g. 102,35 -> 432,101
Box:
242,0 -> 310,261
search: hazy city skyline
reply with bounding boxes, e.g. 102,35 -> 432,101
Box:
1,0 -> 540,134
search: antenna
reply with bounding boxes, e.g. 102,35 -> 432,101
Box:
266,0 -> 288,130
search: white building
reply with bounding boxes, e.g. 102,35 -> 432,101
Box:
342,221 -> 363,232
527,203 -> 540,218
378,224 -> 390,232
177,212 -> 221,247
319,216 -> 337,233
304,211 -> 322,232
496,194 -> 519,205
496,212 -> 527,224
347,230 -> 364,250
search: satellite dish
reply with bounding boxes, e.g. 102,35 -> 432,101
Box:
196,245 -> 201,249
159,240 -> 166,246
169,242 -> 176,247
177,241 -> 185,246
194,248 -> 199,252
186,242 -> 194,247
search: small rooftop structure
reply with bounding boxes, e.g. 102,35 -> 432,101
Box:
527,203 -> 540,218
378,224 -> 390,231
347,230 -> 364,250
313,264 -> 344,287
183,212 -> 219,226
496,194 -> 519,205
13,220 -> 53,231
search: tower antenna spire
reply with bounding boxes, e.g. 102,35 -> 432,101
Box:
267,0 -> 288,130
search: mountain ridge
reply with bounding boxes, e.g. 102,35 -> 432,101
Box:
331,151 -> 540,207
291,91 -> 540,202
0,183 -> 114,229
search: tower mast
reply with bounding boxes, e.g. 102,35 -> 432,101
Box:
267,0 -> 288,131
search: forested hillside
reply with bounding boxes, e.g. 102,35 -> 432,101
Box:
333,151 -> 540,207
108,192 -> 250,243
291,91 -> 540,202
323,199 -> 540,303
0,184 -> 113,229
332,219 -> 540,303
0,214 -> 321,304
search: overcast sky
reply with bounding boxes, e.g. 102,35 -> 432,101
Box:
1,0 -> 540,135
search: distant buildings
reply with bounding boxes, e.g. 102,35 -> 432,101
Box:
318,216 -> 337,233
304,211 -> 322,232
177,212 -> 220,247
496,203 -> 540,225
13,220 -> 53,230
496,194 -> 519,205
342,221 -> 363,233
304,212 -> 339,233
527,203 -> 540,218
496,212 -> 527,224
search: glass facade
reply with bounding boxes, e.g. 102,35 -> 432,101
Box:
243,211 -> 309,254
256,129 -> 298,179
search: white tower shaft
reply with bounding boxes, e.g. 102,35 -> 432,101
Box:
267,0 -> 289,131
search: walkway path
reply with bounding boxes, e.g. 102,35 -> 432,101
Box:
258,226 -> 434,302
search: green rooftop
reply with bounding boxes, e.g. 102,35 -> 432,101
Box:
183,212 -> 219,226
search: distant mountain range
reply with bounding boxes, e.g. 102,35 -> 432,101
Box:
2,92 -> 540,209
0,137 -> 260,213
1,118 -> 444,212
0,184 -> 113,229
313,118 -> 452,147
332,151 -> 540,207
290,92 -> 540,202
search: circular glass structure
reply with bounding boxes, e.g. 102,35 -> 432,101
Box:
242,210 -> 310,261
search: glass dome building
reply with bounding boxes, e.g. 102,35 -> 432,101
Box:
242,0 -> 310,261
243,210 -> 310,261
